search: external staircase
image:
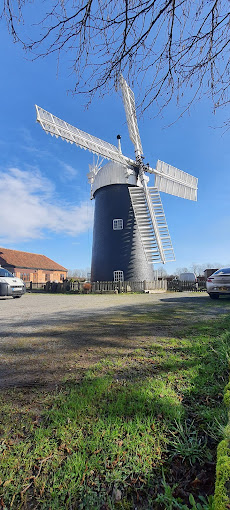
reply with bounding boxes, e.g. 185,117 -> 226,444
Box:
129,186 -> 175,264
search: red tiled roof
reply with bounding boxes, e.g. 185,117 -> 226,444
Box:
0,247 -> 67,271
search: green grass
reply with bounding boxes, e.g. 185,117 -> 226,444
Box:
0,314 -> 230,509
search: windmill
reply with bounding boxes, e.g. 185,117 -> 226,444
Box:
35,75 -> 198,283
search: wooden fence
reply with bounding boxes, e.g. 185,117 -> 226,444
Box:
90,279 -> 167,293
25,282 -> 46,290
25,279 -> 206,293
26,279 -> 167,293
167,280 -> 206,292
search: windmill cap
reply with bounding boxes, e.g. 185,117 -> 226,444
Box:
91,161 -> 137,196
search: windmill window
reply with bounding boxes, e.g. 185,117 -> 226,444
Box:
113,219 -> 123,230
113,270 -> 124,282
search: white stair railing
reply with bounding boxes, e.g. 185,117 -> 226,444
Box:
129,186 -> 175,264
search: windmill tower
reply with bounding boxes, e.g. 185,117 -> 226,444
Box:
35,75 -> 198,283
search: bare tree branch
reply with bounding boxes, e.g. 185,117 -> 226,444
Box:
1,0 -> 230,123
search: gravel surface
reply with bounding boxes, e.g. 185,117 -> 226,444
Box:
0,291 -> 187,336
0,290 -> 209,327
0,291 -> 229,389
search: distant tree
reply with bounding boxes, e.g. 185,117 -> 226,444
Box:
174,267 -> 189,276
68,268 -> 90,278
155,266 -> 168,278
2,0 -> 230,122
190,263 -> 200,276
174,262 -> 223,277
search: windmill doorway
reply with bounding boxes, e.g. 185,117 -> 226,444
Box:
113,271 -> 124,283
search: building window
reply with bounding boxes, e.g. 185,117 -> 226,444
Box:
113,270 -> 124,282
23,273 -> 30,281
60,274 -> 65,281
45,273 -> 50,282
113,219 -> 123,230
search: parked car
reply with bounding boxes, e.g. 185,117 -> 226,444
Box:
206,267 -> 230,299
179,272 -> 197,282
173,273 -> 197,291
0,268 -> 26,298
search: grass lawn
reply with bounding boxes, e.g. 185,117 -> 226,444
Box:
0,303 -> 230,509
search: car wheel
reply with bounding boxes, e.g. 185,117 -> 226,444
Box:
13,296 -> 21,299
209,293 -> 219,299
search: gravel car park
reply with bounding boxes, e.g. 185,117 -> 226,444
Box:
0,291 -> 229,389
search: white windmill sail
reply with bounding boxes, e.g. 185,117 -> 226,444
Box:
120,75 -> 143,157
147,160 -> 198,201
35,105 -> 131,167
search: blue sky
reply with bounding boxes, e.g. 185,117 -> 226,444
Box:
1,19 -> 230,275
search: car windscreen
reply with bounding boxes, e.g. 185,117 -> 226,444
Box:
213,268 -> 230,275
0,268 -> 14,278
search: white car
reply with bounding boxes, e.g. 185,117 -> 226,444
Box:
0,267 -> 26,298
206,267 -> 230,299
179,272 -> 197,282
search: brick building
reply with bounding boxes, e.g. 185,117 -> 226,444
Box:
0,247 -> 67,283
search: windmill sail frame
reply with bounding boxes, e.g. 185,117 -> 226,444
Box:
154,160 -> 198,201
119,75 -> 143,157
35,105 -> 132,167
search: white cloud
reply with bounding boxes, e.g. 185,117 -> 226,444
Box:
0,167 -> 94,243
19,129 -> 79,181
59,162 -> 78,181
